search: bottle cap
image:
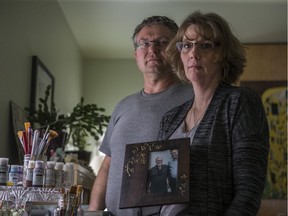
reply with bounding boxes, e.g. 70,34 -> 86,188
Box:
55,162 -> 64,170
0,158 -> 9,165
46,161 -> 56,169
10,165 -> 18,172
35,160 -> 44,169
66,162 -> 74,170
28,160 -> 35,169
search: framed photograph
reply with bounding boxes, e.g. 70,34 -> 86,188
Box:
30,56 -> 55,111
120,138 -> 190,209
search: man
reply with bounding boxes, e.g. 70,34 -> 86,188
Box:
88,16 -> 192,216
168,149 -> 178,193
147,156 -> 170,193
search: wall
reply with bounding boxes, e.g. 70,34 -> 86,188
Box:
83,58 -> 143,115
241,44 -> 287,81
0,0 -> 82,162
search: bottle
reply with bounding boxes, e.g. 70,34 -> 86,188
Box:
63,163 -> 74,189
32,160 -> 44,187
55,162 -> 64,188
44,161 -> 56,188
8,165 -> 19,186
22,154 -> 31,187
67,162 -> 74,186
26,160 -> 35,187
17,165 -> 23,185
0,158 -> 9,186
53,194 -> 66,216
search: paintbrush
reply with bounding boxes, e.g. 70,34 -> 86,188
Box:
24,122 -> 31,152
38,125 -> 50,155
74,185 -> 83,215
41,130 -> 59,156
22,130 -> 29,154
65,185 -> 77,216
49,130 -> 59,139
17,131 -> 27,153
24,122 -> 30,132
31,129 -> 40,159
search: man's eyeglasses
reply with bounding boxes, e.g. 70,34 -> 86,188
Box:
136,39 -> 170,50
176,41 -> 218,53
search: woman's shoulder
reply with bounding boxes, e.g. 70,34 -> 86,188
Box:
163,100 -> 192,117
216,83 -> 264,116
219,82 -> 260,101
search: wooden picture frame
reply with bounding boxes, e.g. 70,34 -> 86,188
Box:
30,56 -> 55,111
120,138 -> 190,209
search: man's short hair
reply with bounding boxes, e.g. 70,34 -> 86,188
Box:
132,16 -> 179,49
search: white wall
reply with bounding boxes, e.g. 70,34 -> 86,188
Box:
83,58 -> 144,174
83,58 -> 143,115
0,0 -> 82,163
0,0 -> 157,165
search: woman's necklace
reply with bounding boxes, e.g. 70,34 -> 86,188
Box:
193,106 -> 207,126
184,87 -> 216,136
184,103 -> 209,134
183,109 -> 193,133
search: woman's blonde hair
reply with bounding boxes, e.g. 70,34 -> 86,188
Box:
166,11 -> 246,84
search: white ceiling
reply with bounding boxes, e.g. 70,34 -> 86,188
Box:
58,0 -> 287,59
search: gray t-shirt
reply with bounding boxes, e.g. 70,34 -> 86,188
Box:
99,82 -> 192,216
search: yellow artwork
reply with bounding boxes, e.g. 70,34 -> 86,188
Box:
262,86 -> 287,198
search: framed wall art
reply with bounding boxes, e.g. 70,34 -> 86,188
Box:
119,138 -> 190,209
30,55 -> 55,111
9,101 -> 28,164
241,80 -> 287,199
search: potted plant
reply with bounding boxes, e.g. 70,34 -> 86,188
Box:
25,85 -> 110,165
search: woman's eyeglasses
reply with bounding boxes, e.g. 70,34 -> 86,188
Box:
176,41 -> 218,53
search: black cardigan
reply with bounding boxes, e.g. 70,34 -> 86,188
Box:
158,82 -> 270,216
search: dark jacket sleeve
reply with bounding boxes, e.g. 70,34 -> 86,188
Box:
225,88 -> 270,215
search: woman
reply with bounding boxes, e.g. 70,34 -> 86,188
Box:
158,11 -> 270,215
